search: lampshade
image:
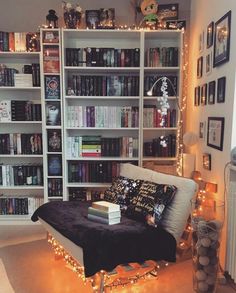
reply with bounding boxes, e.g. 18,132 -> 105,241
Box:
183,132 -> 199,147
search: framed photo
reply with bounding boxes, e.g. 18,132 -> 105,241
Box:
199,31 -> 204,52
166,20 -> 186,30
207,117 -> 225,151
217,76 -> 226,103
197,56 -> 203,79
194,86 -> 200,106
203,153 -> 211,170
206,52 -> 212,75
85,10 -> 100,29
199,121 -> 206,139
201,83 -> 207,105
207,22 -> 214,48
208,81 -> 215,104
213,11 -> 231,67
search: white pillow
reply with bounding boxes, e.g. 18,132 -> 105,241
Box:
120,163 -> 197,242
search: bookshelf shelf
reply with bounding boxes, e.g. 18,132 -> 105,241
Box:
0,121 -> 42,124
64,66 -> 140,73
142,157 -> 177,161
143,127 -> 178,131
66,157 -> 139,161
0,87 -> 41,90
65,96 -> 140,100
67,183 -> 111,188
65,127 -> 139,130
0,155 -> 43,158
0,186 -> 44,190
144,66 -> 180,72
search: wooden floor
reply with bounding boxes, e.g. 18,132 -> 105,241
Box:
0,225 -> 235,293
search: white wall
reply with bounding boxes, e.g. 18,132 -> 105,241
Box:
0,0 -> 190,32
188,1 -> 236,198
188,0 -> 236,267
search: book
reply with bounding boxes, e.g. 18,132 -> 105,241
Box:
47,130 -> 62,152
87,213 -> 120,225
43,46 -> 60,73
45,75 -> 60,99
92,201 -> 120,212
88,206 -> 121,219
0,100 -> 11,121
98,8 -> 115,29
46,101 -> 61,126
43,30 -> 59,43
48,154 -> 62,176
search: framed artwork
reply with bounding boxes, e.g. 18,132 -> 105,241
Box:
217,76 -> 226,103
208,80 -> 215,104
199,121 -> 206,139
194,86 -> 200,106
157,4 -> 179,21
201,83 -> 207,105
207,22 -> 214,48
197,56 -> 203,79
203,153 -> 211,170
213,11 -> 231,67
207,117 -> 225,151
199,31 -> 204,52
206,52 -> 212,75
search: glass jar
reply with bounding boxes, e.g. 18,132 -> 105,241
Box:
191,198 -> 224,293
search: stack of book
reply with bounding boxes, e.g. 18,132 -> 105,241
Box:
14,73 -> 32,87
88,201 -> 121,225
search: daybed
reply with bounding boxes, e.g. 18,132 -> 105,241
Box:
31,163 -> 197,291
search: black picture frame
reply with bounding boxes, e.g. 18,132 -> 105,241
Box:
197,56 -> 203,79
194,86 -> 200,106
213,11 -> 231,67
217,76 -> 226,103
207,21 -> 214,48
199,121 -> 206,139
203,153 -> 211,170
85,10 -> 100,29
201,83 -> 207,106
157,4 -> 179,21
207,117 -> 225,151
208,80 -> 215,104
206,52 -> 212,75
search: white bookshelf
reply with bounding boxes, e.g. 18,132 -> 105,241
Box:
0,35 -> 44,224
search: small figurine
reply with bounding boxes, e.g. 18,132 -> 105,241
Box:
46,9 -> 59,28
140,0 -> 158,28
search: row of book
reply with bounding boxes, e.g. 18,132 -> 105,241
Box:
145,47 -> 179,67
0,32 -> 40,52
48,178 -> 63,197
0,196 -> 43,215
143,134 -> 176,157
0,100 -> 42,122
65,47 -> 140,67
67,106 -> 139,128
67,75 -> 140,97
68,161 -> 133,183
144,75 -> 178,97
143,107 -> 177,128
88,201 -> 121,225
66,136 -> 139,158
0,164 -> 43,186
0,63 -> 40,87
69,187 -> 103,201
0,133 -> 43,155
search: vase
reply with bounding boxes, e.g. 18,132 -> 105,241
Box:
191,198 -> 224,293
63,11 -> 81,29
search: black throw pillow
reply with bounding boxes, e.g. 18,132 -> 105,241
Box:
104,176 -> 142,211
126,180 -> 177,227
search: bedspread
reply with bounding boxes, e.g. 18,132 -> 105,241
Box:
31,201 -> 176,277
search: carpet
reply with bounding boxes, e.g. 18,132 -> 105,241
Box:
0,239 -> 234,293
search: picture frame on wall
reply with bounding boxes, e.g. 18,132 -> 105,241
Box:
207,21 -> 214,48
199,31 -> 204,52
217,76 -> 226,103
199,121 -> 206,139
207,117 -> 225,151
197,56 -> 203,79
194,86 -> 200,106
213,10 -> 231,67
203,153 -> 211,170
208,80 -> 215,104
206,52 -> 212,75
201,83 -> 207,105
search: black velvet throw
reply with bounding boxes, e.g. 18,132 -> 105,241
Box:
31,201 -> 176,277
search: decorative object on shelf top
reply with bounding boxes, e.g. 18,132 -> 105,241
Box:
139,0 -> 159,29
46,9 -> 59,28
62,1 -> 83,29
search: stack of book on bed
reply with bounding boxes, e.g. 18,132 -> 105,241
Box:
88,201 -> 121,225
